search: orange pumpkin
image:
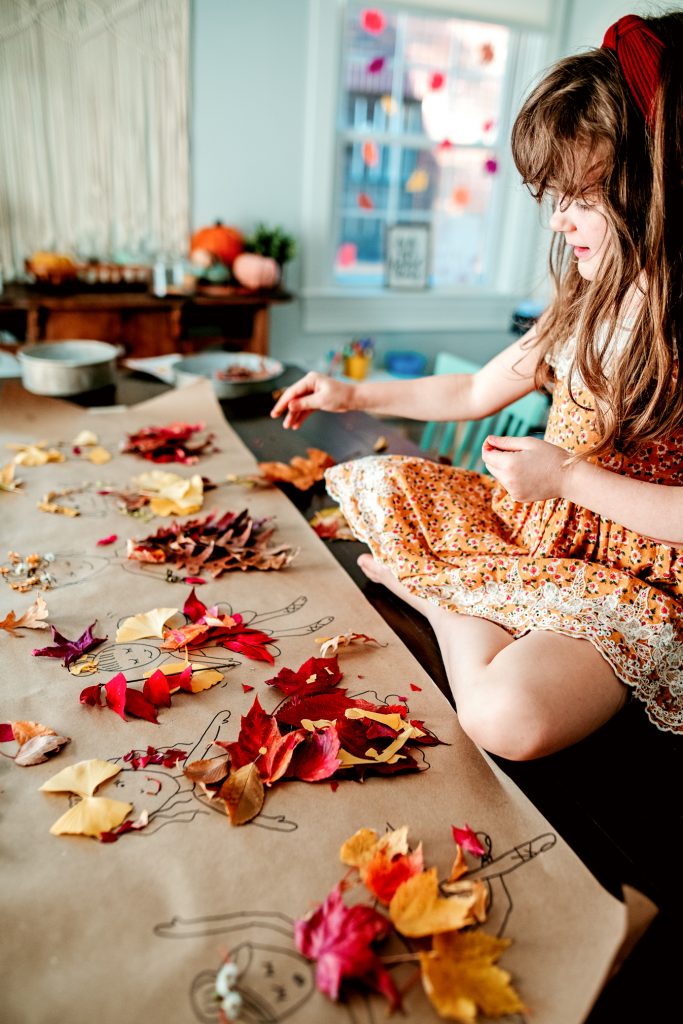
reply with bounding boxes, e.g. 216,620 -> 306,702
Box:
190,222 -> 244,266
232,253 -> 281,290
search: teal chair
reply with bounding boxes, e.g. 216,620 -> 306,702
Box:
419,352 -> 549,472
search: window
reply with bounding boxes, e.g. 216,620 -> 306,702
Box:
335,4 -> 528,289
301,0 -> 558,333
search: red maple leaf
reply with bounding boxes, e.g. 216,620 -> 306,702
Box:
287,726 -> 341,782
275,691 -> 361,728
32,622 -> 106,668
294,884 -> 400,1009
265,656 -> 343,698
143,669 -> 172,708
222,697 -> 304,785
452,823 -> 486,857
183,587 -> 208,623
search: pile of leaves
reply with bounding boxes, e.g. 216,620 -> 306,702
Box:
182,652 -> 441,826
294,825 -> 525,1022
126,509 -> 295,576
120,421 -> 216,464
99,470 -> 215,520
161,587 -> 279,664
257,448 -> 335,490
80,662 -> 223,724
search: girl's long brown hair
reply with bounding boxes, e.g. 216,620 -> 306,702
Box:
511,12 -> 683,460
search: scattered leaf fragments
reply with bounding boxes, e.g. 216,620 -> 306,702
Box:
0,594 -> 49,635
257,447 -> 335,490
7,441 -> 64,466
126,510 -> 295,576
0,551 -> 55,592
121,421 -> 216,464
295,825 -> 525,1022
32,621 -> 106,668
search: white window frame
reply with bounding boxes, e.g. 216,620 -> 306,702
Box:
300,0 -> 569,334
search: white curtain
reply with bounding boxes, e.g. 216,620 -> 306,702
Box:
0,0 -> 190,279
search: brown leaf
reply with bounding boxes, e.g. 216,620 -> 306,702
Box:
258,448 -> 335,491
220,762 -> 264,825
15,733 -> 71,766
183,754 -> 230,785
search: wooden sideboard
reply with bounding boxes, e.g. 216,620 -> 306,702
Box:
0,283 -> 292,357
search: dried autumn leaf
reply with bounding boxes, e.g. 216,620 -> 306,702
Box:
115,607 -> 180,642
32,621 -> 107,668
452,824 -> 486,857
309,507 -> 355,541
72,429 -> 99,447
389,868 -> 481,937
265,655 -> 343,698
315,632 -> 383,659
121,421 -> 216,464
37,499 -> 80,517
50,796 -> 132,838
257,447 -> 335,491
15,733 -> 71,766
0,462 -> 23,493
0,594 -> 49,634
9,441 -> 64,466
142,669 -> 172,708
221,762 -> 264,825
86,446 -> 111,465
225,697 -> 304,785
10,719 -> 55,746
418,929 -> 525,1022
132,469 -> 204,516
100,808 -> 150,842
40,758 -> 121,797
294,884 -> 400,1009
287,725 -> 341,782
183,753 -> 230,785
363,845 -> 425,905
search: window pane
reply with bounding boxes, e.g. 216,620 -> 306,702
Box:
335,2 -> 511,289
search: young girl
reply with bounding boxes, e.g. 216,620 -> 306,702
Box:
272,13 -> 683,759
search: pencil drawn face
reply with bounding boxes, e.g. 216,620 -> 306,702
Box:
549,193 -> 609,281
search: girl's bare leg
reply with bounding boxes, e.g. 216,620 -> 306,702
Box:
358,554 -> 628,760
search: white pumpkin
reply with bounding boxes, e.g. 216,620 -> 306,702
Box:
232,253 -> 281,290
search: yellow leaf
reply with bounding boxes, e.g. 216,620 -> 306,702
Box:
187,667 -> 223,693
389,868 -> 480,937
49,796 -> 132,838
221,762 -> 264,825
87,446 -> 112,465
69,657 -> 99,675
133,470 -> 204,515
37,500 -> 80,517
72,430 -> 99,446
9,442 -> 64,466
418,930 -> 525,1022
0,462 -> 22,492
40,759 -> 121,798
116,607 -> 180,642
345,707 -> 404,731
340,825 -> 410,870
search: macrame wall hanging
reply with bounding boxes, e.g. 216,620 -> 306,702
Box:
0,0 -> 190,279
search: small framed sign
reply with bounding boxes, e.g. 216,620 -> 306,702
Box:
385,223 -> 431,290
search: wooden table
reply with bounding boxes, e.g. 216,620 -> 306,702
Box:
0,282 -> 292,357
13,367 -> 683,1022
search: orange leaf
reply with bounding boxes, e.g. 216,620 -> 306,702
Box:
258,448 -> 335,491
418,929 -> 525,1022
0,595 -> 49,634
10,720 -> 56,746
221,762 -> 264,825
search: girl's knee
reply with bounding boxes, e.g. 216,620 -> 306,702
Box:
456,694 -> 551,761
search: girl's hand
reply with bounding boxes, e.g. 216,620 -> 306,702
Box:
270,372 -> 356,429
481,435 -> 570,501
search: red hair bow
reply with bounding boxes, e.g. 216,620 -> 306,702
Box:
602,14 -> 664,124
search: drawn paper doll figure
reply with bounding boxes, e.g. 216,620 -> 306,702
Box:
469,830 -> 557,938
109,711 -> 298,834
155,911 -> 378,1024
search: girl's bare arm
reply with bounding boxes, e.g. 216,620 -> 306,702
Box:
271,323 -> 545,430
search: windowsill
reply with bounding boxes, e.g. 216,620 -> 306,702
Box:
301,287 -> 520,333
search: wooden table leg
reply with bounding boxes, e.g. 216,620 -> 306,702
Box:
249,305 -> 269,355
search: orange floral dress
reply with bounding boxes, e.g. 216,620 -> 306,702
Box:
325,353 -> 683,734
